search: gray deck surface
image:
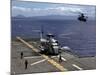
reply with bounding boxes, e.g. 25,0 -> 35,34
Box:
11,41 -> 96,75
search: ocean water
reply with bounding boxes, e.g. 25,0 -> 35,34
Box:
11,18 -> 96,57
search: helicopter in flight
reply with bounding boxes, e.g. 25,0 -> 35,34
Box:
77,13 -> 88,22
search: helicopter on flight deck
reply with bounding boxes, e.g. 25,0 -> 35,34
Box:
39,27 -> 71,56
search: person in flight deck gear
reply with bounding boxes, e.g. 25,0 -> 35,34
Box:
58,50 -> 62,63
25,60 -> 28,69
20,52 -> 23,59
59,54 -> 62,63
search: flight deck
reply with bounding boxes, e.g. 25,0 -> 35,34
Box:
11,37 -> 96,75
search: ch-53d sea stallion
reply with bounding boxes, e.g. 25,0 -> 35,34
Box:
78,13 -> 88,22
39,28 -> 70,56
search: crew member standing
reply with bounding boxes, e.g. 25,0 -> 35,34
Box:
59,54 -> 62,62
20,52 -> 23,59
58,49 -> 62,63
25,60 -> 28,69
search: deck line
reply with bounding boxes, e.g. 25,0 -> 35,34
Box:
31,59 -> 46,66
24,56 -> 42,59
72,64 -> 83,70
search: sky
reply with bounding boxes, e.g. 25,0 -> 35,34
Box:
12,0 -> 96,17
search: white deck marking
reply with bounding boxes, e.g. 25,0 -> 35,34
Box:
31,59 -> 46,66
72,64 -> 83,70
62,57 -> 67,61
24,56 -> 42,59
12,43 -> 22,45
57,55 -> 67,61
